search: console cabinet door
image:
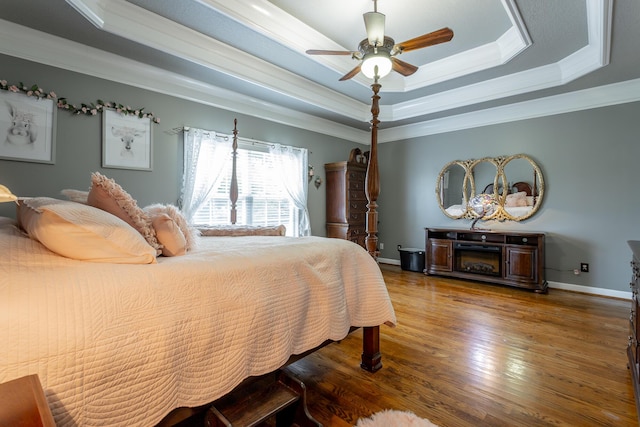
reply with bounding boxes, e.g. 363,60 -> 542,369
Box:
504,245 -> 537,283
427,239 -> 453,273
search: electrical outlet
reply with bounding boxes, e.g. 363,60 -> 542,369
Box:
379,243 -> 384,250
580,263 -> 589,273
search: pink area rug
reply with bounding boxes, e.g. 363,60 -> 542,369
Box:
354,409 -> 439,427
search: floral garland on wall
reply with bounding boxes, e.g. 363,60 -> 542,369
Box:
0,79 -> 160,123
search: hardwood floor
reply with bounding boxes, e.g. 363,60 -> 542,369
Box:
283,264 -> 637,427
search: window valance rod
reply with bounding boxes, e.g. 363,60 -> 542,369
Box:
176,126 -> 306,152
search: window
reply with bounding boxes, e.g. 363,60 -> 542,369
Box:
190,144 -> 304,236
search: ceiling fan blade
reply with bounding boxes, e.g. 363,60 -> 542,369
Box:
394,27 -> 454,53
306,49 -> 354,55
391,57 -> 418,76
339,64 -> 362,81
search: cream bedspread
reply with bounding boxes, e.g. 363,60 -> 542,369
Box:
0,218 -> 396,426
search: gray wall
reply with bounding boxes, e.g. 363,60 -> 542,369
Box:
0,55 -> 356,236
378,101 -> 640,292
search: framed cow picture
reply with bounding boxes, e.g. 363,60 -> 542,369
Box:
0,90 -> 56,164
102,109 -> 152,171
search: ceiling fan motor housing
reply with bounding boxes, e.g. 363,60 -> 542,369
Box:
358,36 -> 395,57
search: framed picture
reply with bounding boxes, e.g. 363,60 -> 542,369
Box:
102,109 -> 152,171
0,90 -> 56,164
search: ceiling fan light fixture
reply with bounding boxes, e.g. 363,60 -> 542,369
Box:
361,52 -> 392,79
363,11 -> 385,46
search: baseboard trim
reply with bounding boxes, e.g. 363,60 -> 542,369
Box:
546,281 -> 631,300
378,258 -> 631,300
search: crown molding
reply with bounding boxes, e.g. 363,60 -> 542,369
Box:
379,78 -> 640,142
66,0 -> 104,27
393,25 -> 530,93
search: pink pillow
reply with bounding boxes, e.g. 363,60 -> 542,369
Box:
87,172 -> 161,252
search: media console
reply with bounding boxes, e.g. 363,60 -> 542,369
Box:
425,227 -> 547,292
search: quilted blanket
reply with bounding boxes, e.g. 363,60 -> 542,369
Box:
0,218 -> 396,426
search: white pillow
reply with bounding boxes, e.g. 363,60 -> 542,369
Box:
18,197 -> 157,264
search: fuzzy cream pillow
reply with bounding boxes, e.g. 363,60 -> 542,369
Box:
144,203 -> 198,252
87,172 -> 161,252
150,213 -> 187,256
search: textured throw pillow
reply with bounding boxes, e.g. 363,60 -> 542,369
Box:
87,172 -> 161,252
144,203 -> 198,251
150,213 -> 187,256
17,197 -> 157,264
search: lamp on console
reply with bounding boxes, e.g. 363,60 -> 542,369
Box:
0,184 -> 18,203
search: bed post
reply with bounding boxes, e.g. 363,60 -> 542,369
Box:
361,74 -> 382,373
230,119 -> 238,224
365,76 -> 380,260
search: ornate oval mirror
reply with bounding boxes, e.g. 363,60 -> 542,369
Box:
499,154 -> 544,221
436,154 -> 544,222
468,157 -> 501,220
435,160 -> 472,219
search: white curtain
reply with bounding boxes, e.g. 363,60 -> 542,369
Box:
179,128 -> 232,223
269,144 -> 311,236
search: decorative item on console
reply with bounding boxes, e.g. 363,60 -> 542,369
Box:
435,153 -> 544,224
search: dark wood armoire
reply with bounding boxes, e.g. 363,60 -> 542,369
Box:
324,148 -> 368,249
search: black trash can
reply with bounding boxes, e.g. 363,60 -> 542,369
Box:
397,245 -> 425,272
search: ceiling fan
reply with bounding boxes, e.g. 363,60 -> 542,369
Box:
306,0 -> 454,81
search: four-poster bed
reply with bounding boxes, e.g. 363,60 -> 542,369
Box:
0,115 -> 394,426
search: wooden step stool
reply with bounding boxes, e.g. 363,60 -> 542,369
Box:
206,371 -> 321,427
